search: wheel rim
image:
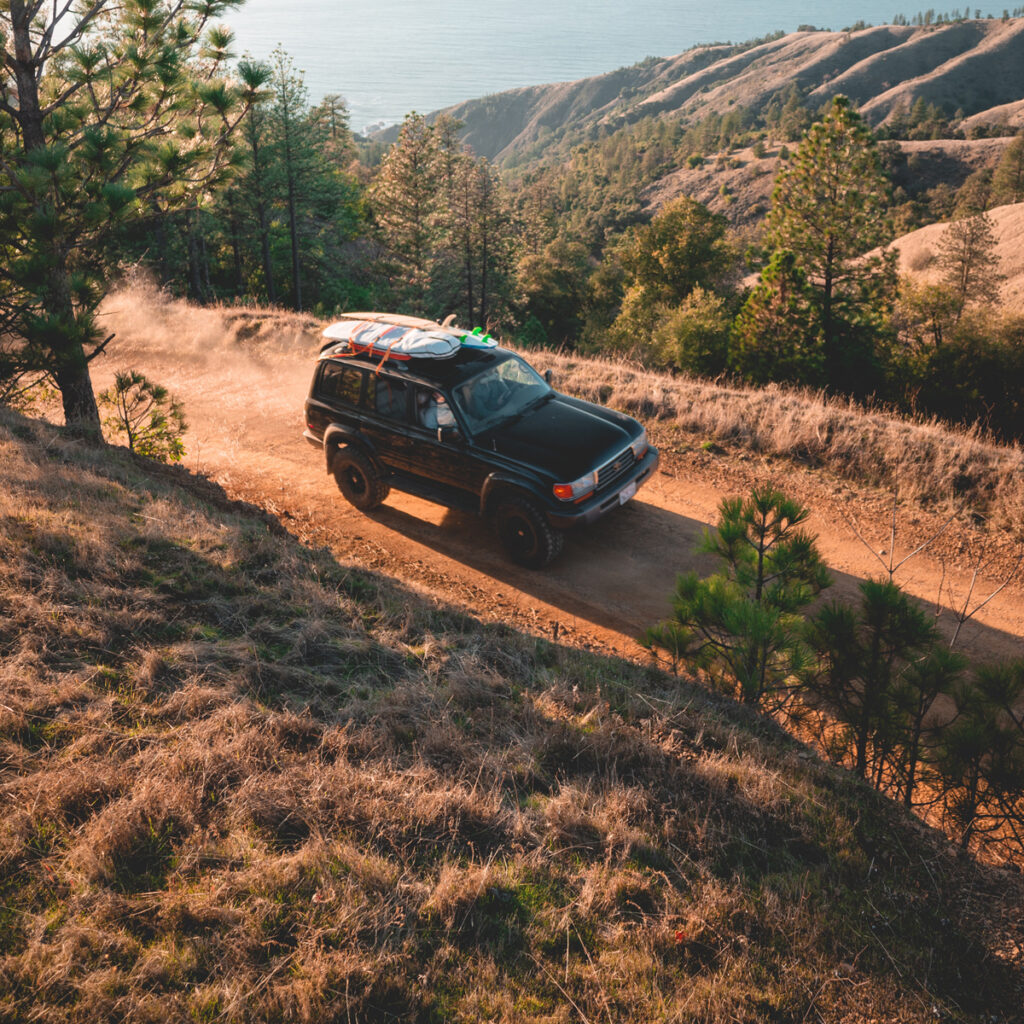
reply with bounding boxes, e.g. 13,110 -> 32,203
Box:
500,511 -> 538,559
344,466 -> 368,498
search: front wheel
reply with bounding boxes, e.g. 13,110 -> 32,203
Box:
332,447 -> 389,511
493,497 -> 564,568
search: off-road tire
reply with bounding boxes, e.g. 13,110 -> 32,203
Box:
332,446 -> 389,511
494,496 -> 564,568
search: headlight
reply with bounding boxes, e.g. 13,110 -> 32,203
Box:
553,470 -> 598,502
630,429 -> 648,460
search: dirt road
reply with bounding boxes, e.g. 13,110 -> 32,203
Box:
96,294 -> 1024,664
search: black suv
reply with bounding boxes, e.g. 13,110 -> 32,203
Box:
303,335 -> 659,567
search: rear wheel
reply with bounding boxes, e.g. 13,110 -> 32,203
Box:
332,447 -> 389,510
494,497 -> 564,568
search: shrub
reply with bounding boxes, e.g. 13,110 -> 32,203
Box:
650,286 -> 731,376
99,369 -> 187,463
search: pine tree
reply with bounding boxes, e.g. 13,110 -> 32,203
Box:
765,95 -> 896,389
991,134 -> 1024,205
805,580 -> 937,783
936,663 -> 1024,851
644,486 -> 831,708
369,114 -> 515,323
236,59 -> 277,303
219,54 -> 363,311
268,49 -> 315,311
936,210 -> 1004,319
891,646 -> 965,807
368,113 -> 444,310
730,250 -> 822,385
313,94 -> 353,165
0,1 -> 252,436
446,155 -> 515,326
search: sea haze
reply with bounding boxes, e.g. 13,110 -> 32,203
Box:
226,0 -> 929,133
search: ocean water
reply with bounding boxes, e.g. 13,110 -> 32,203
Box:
226,0 -> 925,133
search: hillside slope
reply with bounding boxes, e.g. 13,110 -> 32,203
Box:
641,137 -> 1014,227
885,201 -> 1024,310
2,408 -> 1023,1022
414,19 -> 1024,165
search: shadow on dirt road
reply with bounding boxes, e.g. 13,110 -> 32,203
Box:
364,493 -> 1024,661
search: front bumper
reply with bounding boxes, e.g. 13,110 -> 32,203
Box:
545,446 -> 659,528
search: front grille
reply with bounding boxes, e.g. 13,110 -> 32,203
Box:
597,445 -> 636,492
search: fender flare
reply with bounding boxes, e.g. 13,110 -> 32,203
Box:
479,472 -> 549,518
322,424 -> 380,475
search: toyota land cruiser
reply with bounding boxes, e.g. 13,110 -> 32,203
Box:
304,326 -> 659,567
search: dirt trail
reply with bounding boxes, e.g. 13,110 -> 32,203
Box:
95,295 -> 1024,664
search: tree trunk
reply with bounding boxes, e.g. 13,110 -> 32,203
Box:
247,113 -> 276,305
227,192 -> 244,295
287,180 -> 302,311
10,1 -> 103,438
54,345 -> 103,439
187,209 -> 206,303
258,201 -> 276,305
822,247 -> 835,386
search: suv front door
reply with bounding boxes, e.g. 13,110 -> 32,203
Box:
404,384 -> 490,497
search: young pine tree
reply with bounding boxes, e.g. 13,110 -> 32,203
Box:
644,486 -> 831,708
935,661 -> 1024,852
936,210 -> 1004,321
368,113 -> 444,310
991,134 -> 1024,205
730,250 -> 822,385
804,580 -> 938,785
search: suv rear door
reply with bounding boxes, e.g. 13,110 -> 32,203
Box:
361,373 -> 414,472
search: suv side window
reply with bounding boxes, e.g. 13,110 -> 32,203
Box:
369,376 -> 411,421
318,362 -> 364,406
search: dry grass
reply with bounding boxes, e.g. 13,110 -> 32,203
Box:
527,349 -> 1024,534
1,407 -> 1023,1022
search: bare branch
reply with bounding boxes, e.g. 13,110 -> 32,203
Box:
948,546 -> 1024,649
890,515 -> 956,575
85,333 -> 116,362
840,506 -> 894,578
841,497 -> 955,582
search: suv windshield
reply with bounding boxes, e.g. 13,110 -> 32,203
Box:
450,354 -> 552,434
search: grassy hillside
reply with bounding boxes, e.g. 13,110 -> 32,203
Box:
413,20 -> 1024,167
885,201 -> 1024,311
640,139 -> 1015,228
527,346 -> 1024,536
2,407 -> 1023,1022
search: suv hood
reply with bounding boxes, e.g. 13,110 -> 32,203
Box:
480,395 -> 633,479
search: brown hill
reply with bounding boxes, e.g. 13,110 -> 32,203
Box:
4,309 -> 1024,1018
886,201 -> 1024,311
640,138 -> 1015,228
413,19 -> 1024,166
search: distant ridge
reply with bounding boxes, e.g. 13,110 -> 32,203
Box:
383,19 -> 1024,165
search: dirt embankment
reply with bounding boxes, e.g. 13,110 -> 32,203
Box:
89,284 -> 1024,666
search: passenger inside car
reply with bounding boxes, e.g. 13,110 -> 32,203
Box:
417,389 -> 455,429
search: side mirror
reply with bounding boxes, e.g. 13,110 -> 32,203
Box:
437,426 -> 464,445
544,369 -> 554,385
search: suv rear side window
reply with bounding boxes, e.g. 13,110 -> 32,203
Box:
318,362 -> 364,406
369,376 -> 410,421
